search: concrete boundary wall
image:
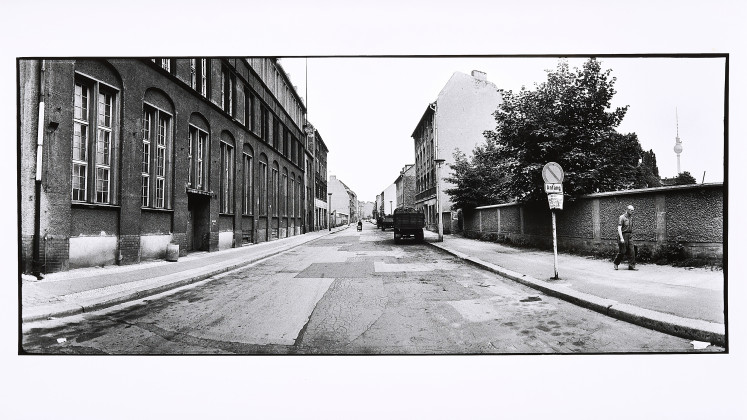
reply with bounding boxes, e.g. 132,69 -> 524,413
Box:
460,183 -> 724,260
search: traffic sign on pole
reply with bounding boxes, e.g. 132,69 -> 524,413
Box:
542,162 -> 564,280
542,162 -> 564,184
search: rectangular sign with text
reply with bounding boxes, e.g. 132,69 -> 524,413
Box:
547,193 -> 564,210
545,183 -> 563,194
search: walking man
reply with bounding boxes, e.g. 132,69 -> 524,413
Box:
614,205 -> 637,270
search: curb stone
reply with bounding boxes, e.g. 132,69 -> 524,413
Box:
426,240 -> 725,347
22,227 -> 349,323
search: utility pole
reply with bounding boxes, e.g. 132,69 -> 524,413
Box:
435,158 -> 446,242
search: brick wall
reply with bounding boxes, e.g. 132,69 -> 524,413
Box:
461,183 -> 723,260
118,234 -> 141,265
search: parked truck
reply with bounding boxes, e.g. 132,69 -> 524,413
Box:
392,207 -> 425,243
380,215 -> 394,231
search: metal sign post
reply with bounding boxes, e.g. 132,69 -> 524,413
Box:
542,162 -> 564,280
551,210 -> 559,279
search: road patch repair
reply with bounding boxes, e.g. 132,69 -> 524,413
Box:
427,241 -> 725,347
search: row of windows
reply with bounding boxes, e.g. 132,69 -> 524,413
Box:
220,65 -> 305,170
72,72 -> 305,220
415,129 -> 435,194
246,57 -> 304,128
153,58 -> 305,172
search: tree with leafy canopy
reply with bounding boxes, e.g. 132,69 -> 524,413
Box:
636,149 -> 662,188
444,136 -> 508,210
445,58 -> 660,208
672,171 -> 697,185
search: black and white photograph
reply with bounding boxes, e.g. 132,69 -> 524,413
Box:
4,1 -> 745,419
18,55 -> 726,355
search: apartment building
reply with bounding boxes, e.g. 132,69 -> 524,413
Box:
411,70 -> 502,233
395,164 -> 416,209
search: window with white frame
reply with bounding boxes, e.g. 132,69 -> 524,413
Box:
290,178 -> 295,219
72,75 -> 119,204
282,128 -> 288,156
142,105 -> 172,208
189,58 -> 209,97
271,167 -> 278,217
273,118 -> 280,150
282,172 -> 288,216
220,141 -> 234,213
188,125 -> 209,190
243,153 -> 253,215
260,106 -> 268,141
221,66 -> 235,116
245,89 -> 255,131
259,160 -> 267,216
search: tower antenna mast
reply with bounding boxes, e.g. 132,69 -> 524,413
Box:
674,107 -> 683,174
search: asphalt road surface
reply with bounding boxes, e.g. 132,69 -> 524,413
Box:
22,223 -> 720,354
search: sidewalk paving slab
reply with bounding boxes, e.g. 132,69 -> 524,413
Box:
423,230 -> 725,347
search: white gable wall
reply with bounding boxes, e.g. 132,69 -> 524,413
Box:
435,71 -> 503,211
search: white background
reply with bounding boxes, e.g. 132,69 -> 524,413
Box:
2,1 -> 744,419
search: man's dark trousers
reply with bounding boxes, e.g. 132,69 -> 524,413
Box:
614,233 -> 636,267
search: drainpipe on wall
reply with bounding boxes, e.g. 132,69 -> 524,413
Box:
32,60 -> 46,277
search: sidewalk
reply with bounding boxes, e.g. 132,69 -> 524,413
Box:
21,226 -> 350,323
423,230 -> 725,346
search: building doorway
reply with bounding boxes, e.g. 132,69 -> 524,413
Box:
187,193 -> 210,252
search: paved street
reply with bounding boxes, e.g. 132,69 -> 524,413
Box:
22,223 -> 719,354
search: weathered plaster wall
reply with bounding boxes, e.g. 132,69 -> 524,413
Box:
140,234 -> 172,260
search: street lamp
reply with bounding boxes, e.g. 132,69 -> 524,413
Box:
328,192 -> 332,231
434,158 -> 446,242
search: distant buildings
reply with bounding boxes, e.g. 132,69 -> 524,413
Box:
305,123 -> 329,231
328,175 -> 359,226
395,164 -> 415,209
382,183 -> 397,216
359,201 -> 375,220
20,58 -> 329,274
410,70 -> 502,233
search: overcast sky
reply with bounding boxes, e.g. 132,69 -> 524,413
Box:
279,56 -> 725,202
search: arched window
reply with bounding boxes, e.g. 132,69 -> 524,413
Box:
271,161 -> 279,217
282,167 -> 288,217
290,171 -> 296,219
242,144 -> 254,216
258,154 -> 268,216
220,131 -> 235,214
188,113 -> 210,191
71,60 -> 122,204
298,176 -> 306,217
142,88 -> 175,209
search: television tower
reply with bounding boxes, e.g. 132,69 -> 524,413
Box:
673,108 -> 683,174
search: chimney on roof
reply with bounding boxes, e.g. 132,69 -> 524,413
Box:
471,70 -> 487,81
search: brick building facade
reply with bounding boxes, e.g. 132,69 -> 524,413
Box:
305,125 -> 329,231
20,58 -> 312,274
395,164 -> 415,209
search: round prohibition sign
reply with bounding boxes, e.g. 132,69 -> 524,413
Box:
542,162 -> 564,183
